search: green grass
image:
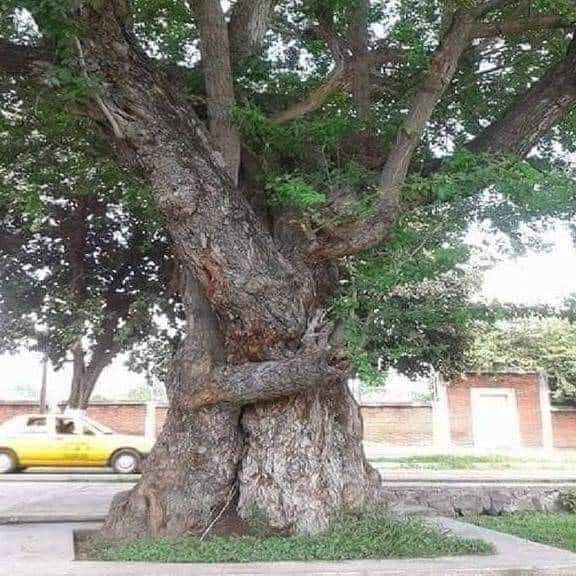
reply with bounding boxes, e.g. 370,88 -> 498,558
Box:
471,513 -> 576,552
83,510 -> 493,564
373,453 -> 576,471
375,454 -> 516,470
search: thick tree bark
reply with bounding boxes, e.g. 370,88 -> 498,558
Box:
238,382 -> 380,534
102,273 -> 243,538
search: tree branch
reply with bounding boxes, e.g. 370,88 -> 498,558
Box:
192,0 -> 241,184
181,349 -> 344,409
228,0 -> 278,67
311,11 -> 476,261
0,39 -> 52,78
272,47 -> 405,124
272,60 -> 349,124
468,35 -> 576,156
348,0 -> 371,121
473,15 -> 569,38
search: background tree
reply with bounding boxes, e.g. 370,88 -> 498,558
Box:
468,315 -> 576,405
0,0 -> 576,540
0,89 -> 181,410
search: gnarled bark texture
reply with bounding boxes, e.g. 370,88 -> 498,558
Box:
239,383 -> 380,534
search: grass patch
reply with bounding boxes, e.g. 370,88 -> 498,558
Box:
82,510 -> 493,563
375,454 -> 516,470
471,513 -> 576,552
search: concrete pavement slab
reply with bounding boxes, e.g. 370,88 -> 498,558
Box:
0,469 -> 138,482
3,518 -> 576,575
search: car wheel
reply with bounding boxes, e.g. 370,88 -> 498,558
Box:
0,451 -> 17,474
111,449 -> 141,474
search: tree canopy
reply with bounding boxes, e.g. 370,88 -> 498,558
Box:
0,85 -> 181,406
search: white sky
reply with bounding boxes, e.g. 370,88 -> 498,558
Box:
481,224 -> 576,307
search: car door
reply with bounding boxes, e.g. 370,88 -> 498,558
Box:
76,419 -> 109,466
11,415 -> 57,466
54,417 -> 87,465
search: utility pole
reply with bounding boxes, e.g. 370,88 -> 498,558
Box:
39,351 -> 48,413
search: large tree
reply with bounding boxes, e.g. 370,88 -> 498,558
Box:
1,0 -> 576,539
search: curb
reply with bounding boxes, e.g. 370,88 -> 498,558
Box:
0,474 -> 138,483
0,514 -> 106,525
379,478 -> 576,485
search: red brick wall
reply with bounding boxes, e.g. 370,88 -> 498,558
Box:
85,404 -> 145,435
0,401 -> 38,423
552,410 -> 576,449
361,405 -> 433,446
0,402 -> 168,437
447,373 -> 543,448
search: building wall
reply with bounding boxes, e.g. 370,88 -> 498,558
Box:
447,373 -> 543,448
0,400 -> 434,446
552,409 -> 576,449
0,401 -> 168,437
362,404 -> 433,446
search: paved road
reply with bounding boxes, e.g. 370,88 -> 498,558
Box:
0,481 -> 131,520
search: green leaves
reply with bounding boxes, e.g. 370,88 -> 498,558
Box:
406,150 -> 576,222
266,175 -> 326,209
468,318 -> 576,405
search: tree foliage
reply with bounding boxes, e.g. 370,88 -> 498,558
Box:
1,0 -> 576,392
0,84 -> 181,399
468,316 -> 576,405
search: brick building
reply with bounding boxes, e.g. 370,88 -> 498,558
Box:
0,372 -> 575,450
362,372 -> 576,450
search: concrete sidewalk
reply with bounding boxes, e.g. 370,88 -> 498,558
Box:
3,517 -> 576,575
4,467 -> 576,484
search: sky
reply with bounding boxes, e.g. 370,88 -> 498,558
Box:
1,220 -> 574,404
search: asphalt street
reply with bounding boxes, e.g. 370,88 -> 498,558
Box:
0,481 -> 131,520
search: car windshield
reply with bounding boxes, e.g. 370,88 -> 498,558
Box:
81,417 -> 114,435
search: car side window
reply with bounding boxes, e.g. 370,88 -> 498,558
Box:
25,417 -> 47,434
56,418 -> 76,435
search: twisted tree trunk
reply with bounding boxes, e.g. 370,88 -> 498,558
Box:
50,4 -> 379,540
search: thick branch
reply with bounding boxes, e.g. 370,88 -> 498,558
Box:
193,0 -> 241,184
348,0 -> 371,121
228,0 -> 277,66
469,36 -> 576,156
0,39 -> 51,78
181,349 -> 343,409
311,11 -> 476,261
